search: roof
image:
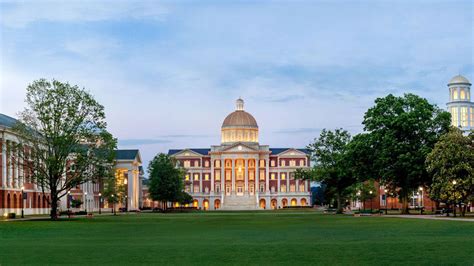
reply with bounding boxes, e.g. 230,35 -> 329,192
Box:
115,149 -> 140,160
0,113 -> 19,128
270,148 -> 310,155
168,148 -> 210,156
222,110 -> 258,128
448,75 -> 471,85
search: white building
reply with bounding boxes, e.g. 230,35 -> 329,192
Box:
447,74 -> 474,130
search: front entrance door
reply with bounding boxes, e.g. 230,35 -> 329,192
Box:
226,185 -> 231,196
237,186 -> 244,196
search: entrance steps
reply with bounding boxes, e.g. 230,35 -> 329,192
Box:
221,194 -> 257,210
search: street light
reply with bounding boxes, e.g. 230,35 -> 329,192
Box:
125,195 -> 128,212
452,180 -> 457,216
384,189 -> 388,215
369,190 -> 373,213
98,193 -> 102,214
356,191 -> 361,212
418,187 -> 424,214
112,194 -> 116,215
21,186 -> 25,218
84,192 -> 88,214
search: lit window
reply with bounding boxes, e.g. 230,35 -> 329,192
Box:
194,161 -> 199,167
299,184 -> 305,192
280,184 -> 287,192
184,161 -> 190,168
451,107 -> 459,127
215,171 -> 221,181
271,160 -> 275,167
204,160 -> 209,167
281,173 -> 286,180
453,90 -> 458,100
249,171 -> 254,180
215,160 -> 221,168
185,174 -> 190,181
194,174 -> 199,181
460,90 -> 466,100
204,174 -> 209,181
290,160 -> 296,167
226,170 -> 231,180
259,170 -> 265,180
271,173 -> 275,180
259,160 -> 265,167
300,159 -> 305,166
290,184 -> 296,192
461,107 -> 468,127
281,160 -> 286,167
193,185 -> 199,193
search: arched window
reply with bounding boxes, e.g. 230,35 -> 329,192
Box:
259,199 -> 266,209
301,198 -> 307,206
13,194 -> 17,208
453,89 -> 458,100
291,198 -> 297,206
7,194 -> 11,208
460,89 -> 466,100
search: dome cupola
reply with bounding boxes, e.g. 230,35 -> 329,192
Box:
221,98 -> 259,144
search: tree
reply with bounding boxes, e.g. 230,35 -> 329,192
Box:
350,180 -> 377,211
148,153 -> 188,210
12,79 -> 116,220
426,128 -> 474,217
298,129 -> 357,214
102,170 -> 126,214
362,93 -> 451,214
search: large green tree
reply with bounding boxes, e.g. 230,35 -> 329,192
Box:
426,128 -> 474,216
363,93 -> 451,214
299,128 -> 357,213
13,79 -> 116,220
148,153 -> 188,210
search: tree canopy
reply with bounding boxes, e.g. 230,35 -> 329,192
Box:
362,93 -> 451,213
13,79 -> 116,220
426,128 -> 474,216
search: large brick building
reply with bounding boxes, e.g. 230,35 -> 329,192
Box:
168,98 -> 311,210
0,113 -> 143,217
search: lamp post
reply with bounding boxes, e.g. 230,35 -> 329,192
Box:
67,191 -> 71,218
84,192 -> 88,214
125,195 -> 128,212
21,186 -> 25,218
452,180 -> 457,217
98,193 -> 102,215
384,189 -> 388,215
369,190 -> 373,213
418,187 -> 423,214
112,194 -> 116,215
356,191 -> 361,212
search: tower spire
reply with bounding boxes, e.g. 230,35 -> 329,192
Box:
236,98 -> 244,111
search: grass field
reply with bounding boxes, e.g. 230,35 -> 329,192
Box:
0,211 -> 473,265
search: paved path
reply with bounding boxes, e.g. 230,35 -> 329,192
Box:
383,214 -> 474,222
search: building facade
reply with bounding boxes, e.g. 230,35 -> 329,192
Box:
169,99 -> 311,210
0,113 -> 142,217
447,75 -> 473,130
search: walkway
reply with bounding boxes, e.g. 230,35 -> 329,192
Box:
383,214 -> 474,222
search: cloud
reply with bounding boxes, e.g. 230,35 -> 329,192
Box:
118,139 -> 171,146
1,0 -> 168,28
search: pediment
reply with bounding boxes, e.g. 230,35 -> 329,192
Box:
278,149 -> 307,157
173,149 -> 204,157
221,143 -> 259,153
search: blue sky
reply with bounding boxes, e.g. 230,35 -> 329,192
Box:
1,0 -> 473,171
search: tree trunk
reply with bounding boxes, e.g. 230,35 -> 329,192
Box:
400,193 -> 409,214
453,203 -> 457,217
461,205 -> 467,217
336,194 -> 343,214
50,194 -> 58,220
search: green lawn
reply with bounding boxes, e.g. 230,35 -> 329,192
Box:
0,211 -> 473,265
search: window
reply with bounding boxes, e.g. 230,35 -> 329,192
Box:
451,107 -> 459,127
204,174 -> 209,181
259,170 -> 265,181
290,184 -> 296,192
281,173 -> 286,180
260,184 -> 265,192
249,160 -> 254,167
215,160 -> 221,168
225,170 -> 231,181
460,89 -> 466,100
215,185 -> 220,193
290,160 -> 296,167
271,186 -> 275,193
259,160 -> 265,167
193,185 -> 199,193
299,183 -> 305,192
271,160 -> 275,167
280,184 -> 287,192
205,187 -> 209,193
300,159 -> 305,166
226,160 -> 231,167
453,89 -> 458,100
184,160 -> 190,168
185,174 -> 190,181
461,107 -> 468,127
215,171 -> 221,181
281,160 -> 286,167
249,171 -> 254,181
194,161 -> 199,167
271,173 -> 275,180
194,174 -> 199,181
204,160 -> 209,167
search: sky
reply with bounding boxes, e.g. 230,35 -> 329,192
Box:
0,0 -> 473,173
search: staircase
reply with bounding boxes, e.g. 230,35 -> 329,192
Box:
221,194 -> 257,210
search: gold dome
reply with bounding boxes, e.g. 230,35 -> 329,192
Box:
221,98 -> 259,144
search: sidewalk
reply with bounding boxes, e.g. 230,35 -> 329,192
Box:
383,214 -> 474,222
1,212 -> 118,222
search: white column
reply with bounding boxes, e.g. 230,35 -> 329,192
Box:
199,173 -> 202,194
255,158 -> 259,195
244,159 -> 248,193
296,178 -> 299,194
286,171 -> 290,193
1,140 -> 6,188
220,159 -> 225,202
277,171 -> 281,194
265,159 -> 269,193
128,169 -> 133,210
14,144 -> 19,188
210,158 -> 214,193
8,141 -> 12,188
231,159 -> 235,194
19,150 -> 24,188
